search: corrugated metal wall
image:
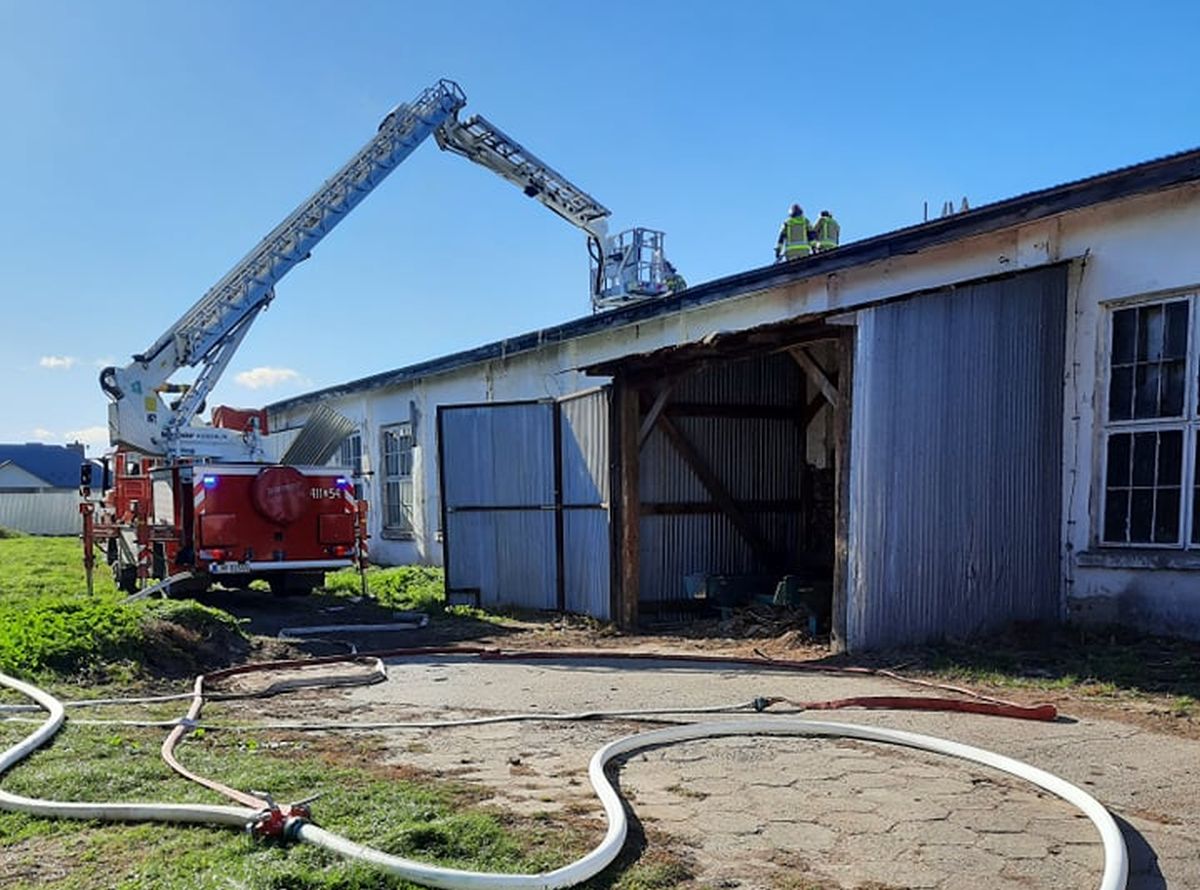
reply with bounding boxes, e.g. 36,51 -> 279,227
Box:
440,392 -> 613,618
847,266 -> 1067,650
639,352 -> 805,603
559,389 -> 612,618
441,402 -> 558,610
0,491 -> 82,535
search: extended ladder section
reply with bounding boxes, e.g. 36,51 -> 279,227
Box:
436,115 -> 670,312
436,115 -> 612,240
104,80 -> 467,458
141,80 -> 466,373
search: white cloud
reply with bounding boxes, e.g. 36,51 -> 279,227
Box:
39,355 -> 78,370
93,356 -> 116,368
63,426 -> 110,454
234,366 -> 302,389
32,427 -> 56,440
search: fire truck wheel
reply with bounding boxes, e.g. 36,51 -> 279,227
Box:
115,565 -> 138,595
151,544 -> 166,581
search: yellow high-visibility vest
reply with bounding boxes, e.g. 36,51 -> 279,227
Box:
815,215 -> 840,249
781,215 -> 811,257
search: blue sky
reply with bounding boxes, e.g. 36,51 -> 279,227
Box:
1,0 -> 1196,452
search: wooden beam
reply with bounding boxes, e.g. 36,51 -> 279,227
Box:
615,378 -> 641,630
830,328 -> 854,653
789,346 -> 839,408
638,383 -> 674,449
655,413 -> 782,572
801,393 -> 826,428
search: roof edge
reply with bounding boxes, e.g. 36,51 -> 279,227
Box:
269,146 -> 1200,415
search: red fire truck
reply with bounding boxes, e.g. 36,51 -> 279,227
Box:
84,446 -> 365,595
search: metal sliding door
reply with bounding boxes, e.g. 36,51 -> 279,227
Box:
439,389 -> 612,618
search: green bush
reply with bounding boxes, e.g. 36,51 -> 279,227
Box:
0,538 -> 246,679
0,596 -> 145,676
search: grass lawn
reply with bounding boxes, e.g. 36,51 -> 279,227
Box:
0,535 -> 686,889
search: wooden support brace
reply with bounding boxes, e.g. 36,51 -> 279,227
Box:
655,413 -> 782,572
638,382 -> 674,449
789,346 -> 839,408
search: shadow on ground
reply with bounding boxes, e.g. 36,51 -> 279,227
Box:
193,585 -> 520,656
854,623 -> 1200,703
1117,814 -> 1168,890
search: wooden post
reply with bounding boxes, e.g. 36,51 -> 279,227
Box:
831,327 -> 855,653
615,377 -> 641,630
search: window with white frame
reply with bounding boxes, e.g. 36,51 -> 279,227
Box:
336,432 -> 364,500
381,422 -> 415,537
1100,295 -> 1200,547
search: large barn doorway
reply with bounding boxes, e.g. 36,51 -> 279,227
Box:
593,319 -> 852,646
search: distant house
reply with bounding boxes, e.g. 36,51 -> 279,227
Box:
0,443 -> 95,535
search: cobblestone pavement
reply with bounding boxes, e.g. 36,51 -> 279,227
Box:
298,656 -> 1199,888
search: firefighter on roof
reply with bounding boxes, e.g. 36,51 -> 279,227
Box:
664,260 -> 686,293
776,204 -> 812,261
813,210 -> 840,252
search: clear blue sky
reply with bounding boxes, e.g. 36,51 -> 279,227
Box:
1,0 -> 1196,452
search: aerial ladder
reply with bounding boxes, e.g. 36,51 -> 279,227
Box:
100,78 -> 673,462
86,78 -> 676,595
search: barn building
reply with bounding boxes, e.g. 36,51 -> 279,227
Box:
269,148 -> 1200,651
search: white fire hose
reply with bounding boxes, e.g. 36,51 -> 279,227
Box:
0,670 -> 1128,890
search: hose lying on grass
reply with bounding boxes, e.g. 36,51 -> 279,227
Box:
0,653 -> 1126,890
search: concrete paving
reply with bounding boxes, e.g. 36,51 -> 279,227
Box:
285,655 -> 1197,889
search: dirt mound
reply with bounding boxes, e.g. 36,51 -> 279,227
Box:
139,610 -> 250,677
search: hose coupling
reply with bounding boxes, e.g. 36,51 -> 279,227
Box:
247,801 -> 313,842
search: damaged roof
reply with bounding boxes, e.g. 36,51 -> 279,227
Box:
269,146 -> 1200,413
